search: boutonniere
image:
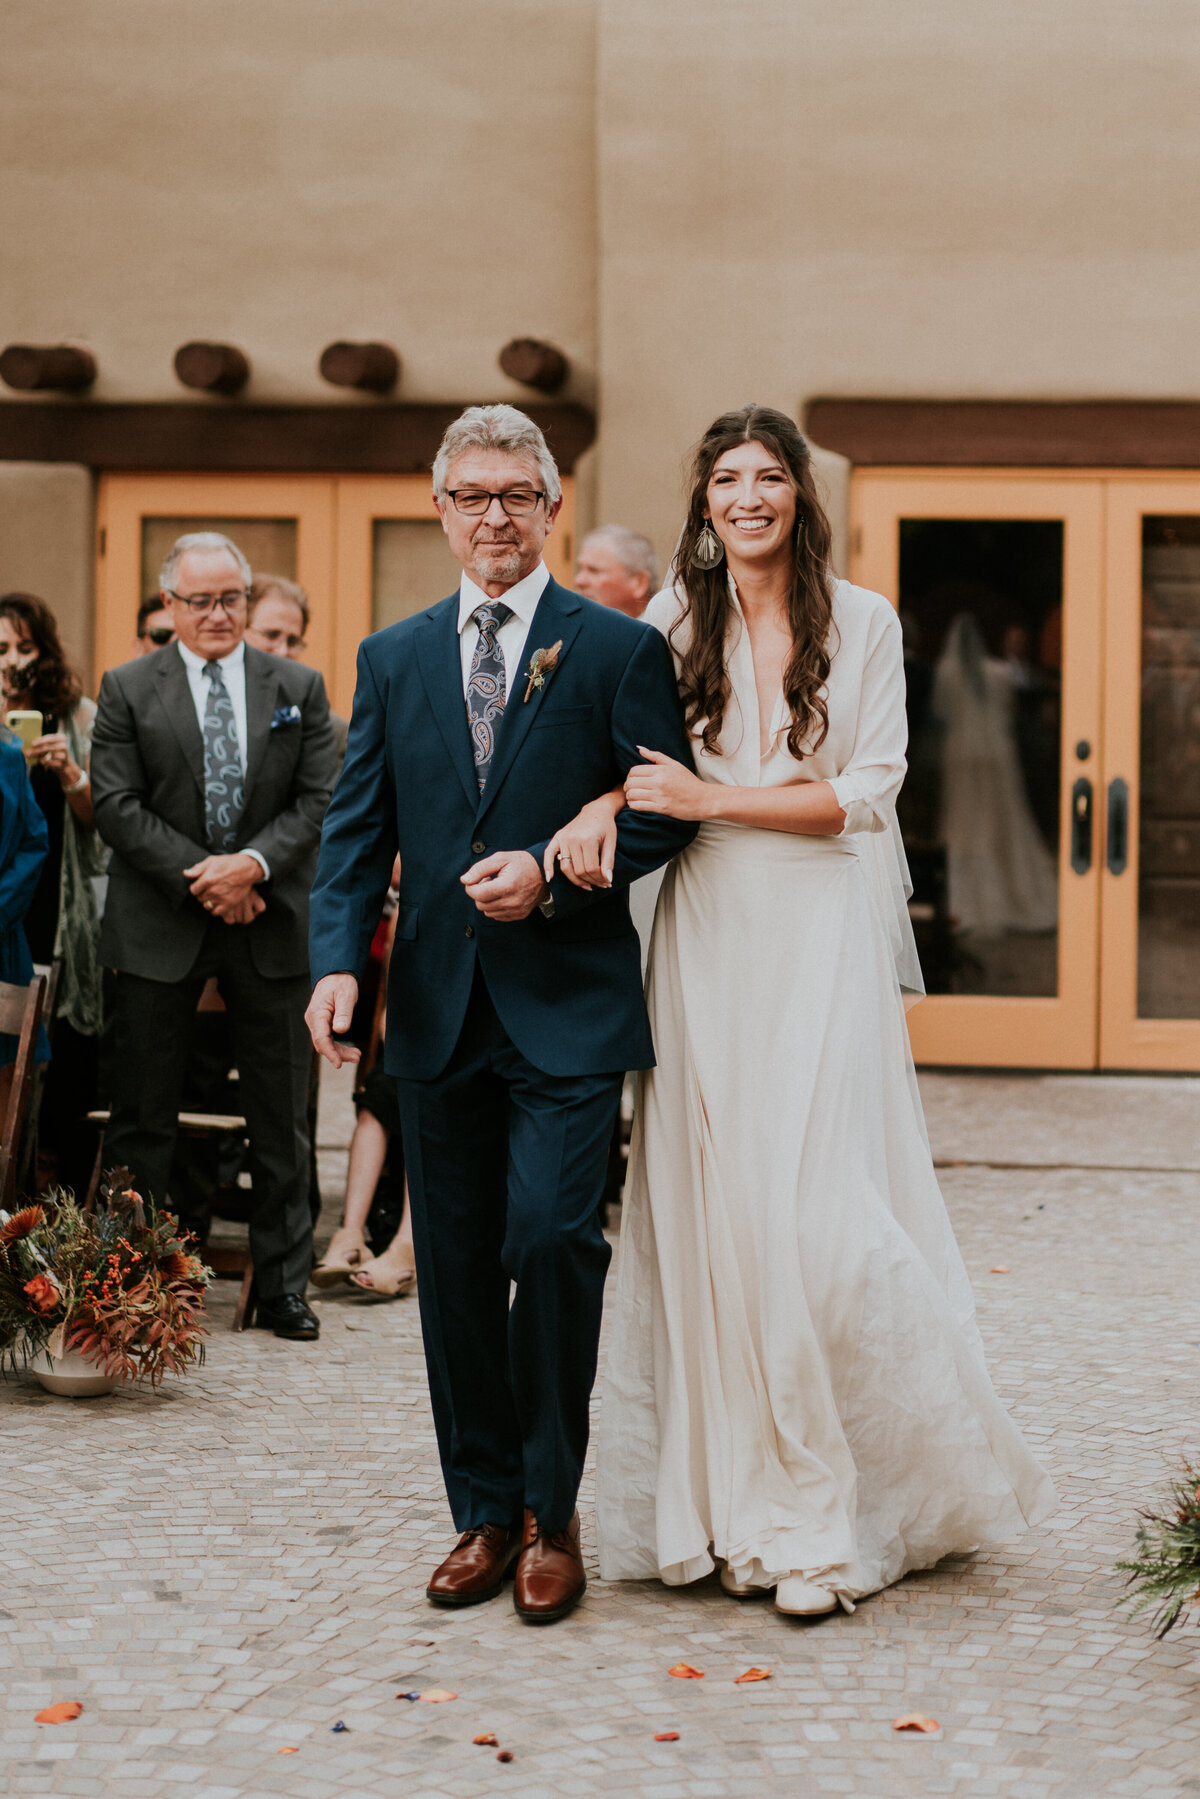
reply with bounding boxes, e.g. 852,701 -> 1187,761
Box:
523,640 -> 563,704
270,704 -> 302,730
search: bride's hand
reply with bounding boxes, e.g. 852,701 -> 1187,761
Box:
625,747 -> 711,821
543,797 -> 621,889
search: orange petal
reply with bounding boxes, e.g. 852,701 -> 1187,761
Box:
734,1667 -> 772,1683
473,1733 -> 499,1746
419,1689 -> 458,1703
893,1713 -> 940,1733
668,1663 -> 705,1679
276,1746 -> 300,1754
497,1749 -> 514,1762
990,1265 -> 1010,1274
35,1702 -> 82,1724
655,1730 -> 681,1741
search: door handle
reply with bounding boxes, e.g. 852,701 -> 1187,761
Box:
1106,777 -> 1129,875
1070,776 -> 1093,874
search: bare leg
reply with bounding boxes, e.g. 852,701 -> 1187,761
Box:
349,1178 -> 417,1297
311,1108 -> 389,1282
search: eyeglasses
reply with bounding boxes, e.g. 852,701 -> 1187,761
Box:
143,626 -> 175,646
166,589 -> 248,616
446,488 -> 546,517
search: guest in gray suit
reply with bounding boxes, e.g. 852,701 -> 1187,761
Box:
91,532 -> 337,1341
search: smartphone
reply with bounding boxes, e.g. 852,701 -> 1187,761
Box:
5,710 -> 43,754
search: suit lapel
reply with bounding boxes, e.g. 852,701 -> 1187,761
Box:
414,595 -> 479,810
476,580 -> 584,823
154,646 -> 204,797
241,647 -> 275,810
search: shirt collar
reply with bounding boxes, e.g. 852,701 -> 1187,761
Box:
458,561 -> 550,634
178,637 -> 247,675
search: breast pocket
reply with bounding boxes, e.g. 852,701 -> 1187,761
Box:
531,703 -> 595,731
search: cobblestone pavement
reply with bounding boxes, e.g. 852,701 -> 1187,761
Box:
4,1070 -> 1200,1799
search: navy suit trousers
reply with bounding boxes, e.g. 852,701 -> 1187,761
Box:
396,967 -> 622,1533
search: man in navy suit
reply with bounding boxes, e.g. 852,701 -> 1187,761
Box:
306,406 -> 695,1622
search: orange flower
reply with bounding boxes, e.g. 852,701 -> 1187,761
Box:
24,1273 -> 61,1315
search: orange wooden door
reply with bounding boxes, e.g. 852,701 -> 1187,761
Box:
1099,478 -> 1200,1069
96,473 -> 337,690
852,471 -> 1105,1068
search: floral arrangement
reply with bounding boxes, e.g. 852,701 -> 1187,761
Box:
0,1171 -> 210,1388
1116,1463 -> 1200,1636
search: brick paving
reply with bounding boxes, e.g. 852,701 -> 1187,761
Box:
3,1070 -> 1200,1798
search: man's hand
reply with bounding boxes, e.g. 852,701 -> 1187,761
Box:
305,973 -> 361,1068
184,852 -> 264,923
461,850 -> 549,922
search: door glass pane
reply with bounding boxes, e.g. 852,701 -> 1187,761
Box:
897,520 -> 1063,997
1138,517 -> 1200,1018
141,516 -> 297,596
372,520 -> 461,630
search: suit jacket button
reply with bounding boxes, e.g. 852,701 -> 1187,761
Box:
464,924 -> 475,938
471,839 -> 486,854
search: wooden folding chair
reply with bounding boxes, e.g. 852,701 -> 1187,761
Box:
0,973 -> 48,1208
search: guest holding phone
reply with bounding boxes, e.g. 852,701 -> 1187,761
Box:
0,593 -> 106,1196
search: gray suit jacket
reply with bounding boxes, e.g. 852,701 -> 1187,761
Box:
91,642 -> 337,981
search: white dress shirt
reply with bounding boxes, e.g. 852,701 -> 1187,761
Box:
457,560 -> 550,699
177,637 -> 269,878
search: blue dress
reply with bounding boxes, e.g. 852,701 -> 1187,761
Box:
0,734 -> 51,1065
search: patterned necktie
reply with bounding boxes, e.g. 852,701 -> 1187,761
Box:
201,660 -> 245,851
466,601 -> 512,792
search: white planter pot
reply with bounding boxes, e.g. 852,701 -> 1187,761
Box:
26,1345 -> 119,1397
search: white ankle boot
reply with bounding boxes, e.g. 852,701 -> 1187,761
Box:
774,1574 -> 838,1616
719,1564 -> 771,1598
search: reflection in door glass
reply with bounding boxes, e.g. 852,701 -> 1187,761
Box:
1138,518 -> 1200,1018
897,521 -> 1063,997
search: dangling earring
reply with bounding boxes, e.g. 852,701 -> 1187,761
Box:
693,521 -> 725,570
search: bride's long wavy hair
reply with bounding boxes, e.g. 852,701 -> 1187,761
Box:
672,405 -> 836,760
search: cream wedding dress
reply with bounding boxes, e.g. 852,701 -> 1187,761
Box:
595,578 -> 1056,1604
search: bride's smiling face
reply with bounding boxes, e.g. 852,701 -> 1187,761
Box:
705,441 -> 798,569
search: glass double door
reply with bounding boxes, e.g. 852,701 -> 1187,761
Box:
96,472 -> 577,718
852,470 -> 1200,1071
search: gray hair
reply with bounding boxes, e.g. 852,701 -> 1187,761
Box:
582,524 -> 660,590
432,404 -> 562,508
159,531 -> 251,593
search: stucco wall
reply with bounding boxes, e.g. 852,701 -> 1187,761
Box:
0,465 -> 95,678
596,0 -> 1200,556
5,1 -> 1200,582
3,0 -> 597,407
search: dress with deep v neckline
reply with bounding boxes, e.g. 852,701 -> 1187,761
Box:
594,578 -> 1056,1601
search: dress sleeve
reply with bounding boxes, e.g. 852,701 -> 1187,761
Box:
826,603 -> 907,836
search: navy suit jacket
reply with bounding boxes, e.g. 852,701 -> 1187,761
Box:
309,577 -> 698,1080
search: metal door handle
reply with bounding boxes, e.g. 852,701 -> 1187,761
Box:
1106,778 -> 1129,875
1070,776 -> 1093,874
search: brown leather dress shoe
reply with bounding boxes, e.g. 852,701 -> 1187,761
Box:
513,1508 -> 586,1623
426,1523 -> 522,1607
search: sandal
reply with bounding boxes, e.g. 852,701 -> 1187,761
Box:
348,1252 -> 417,1301
310,1225 -> 369,1288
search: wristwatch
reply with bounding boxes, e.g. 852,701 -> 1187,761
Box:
538,890 -> 556,919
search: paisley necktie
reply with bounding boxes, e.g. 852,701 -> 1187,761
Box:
466,602 -> 512,792
202,660 -> 245,851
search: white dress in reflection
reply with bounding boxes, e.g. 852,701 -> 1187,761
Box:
595,579 -> 1056,1603
935,615 -> 1058,934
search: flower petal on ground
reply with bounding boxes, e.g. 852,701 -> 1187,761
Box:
419,1689 -> 457,1703
990,1265 -> 1010,1274
655,1730 -> 681,1741
35,1702 -> 82,1724
893,1713 -> 940,1733
734,1667 -> 772,1683
473,1733 -> 499,1746
668,1663 -> 705,1679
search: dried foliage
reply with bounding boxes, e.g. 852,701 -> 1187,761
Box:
1116,1462 -> 1200,1637
0,1169 -> 210,1388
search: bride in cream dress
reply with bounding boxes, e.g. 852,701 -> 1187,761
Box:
547,406 -> 1055,1617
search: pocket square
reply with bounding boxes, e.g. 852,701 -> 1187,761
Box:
270,704 -> 302,730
